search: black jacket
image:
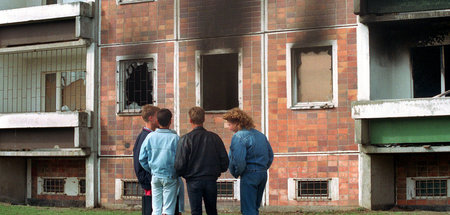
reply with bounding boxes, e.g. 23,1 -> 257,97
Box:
175,126 -> 229,181
133,127 -> 152,190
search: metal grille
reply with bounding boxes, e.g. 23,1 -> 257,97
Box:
43,178 -> 65,193
217,181 -> 234,199
0,47 -> 87,113
117,59 -> 154,114
123,181 -> 144,197
416,179 -> 447,197
296,179 -> 329,199
79,179 -> 86,194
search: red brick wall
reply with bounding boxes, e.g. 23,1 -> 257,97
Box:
32,159 -> 85,201
266,27 -> 358,206
99,158 -> 136,206
101,0 -> 175,44
179,0 -> 261,39
396,153 -> 450,207
267,0 -> 356,30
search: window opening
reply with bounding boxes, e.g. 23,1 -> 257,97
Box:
79,179 -> 86,194
118,58 -> 155,114
415,179 -> 447,197
43,178 -> 65,193
123,181 -> 144,197
292,46 -> 333,104
296,179 -> 330,199
412,45 -> 450,98
201,53 -> 239,111
217,181 -> 234,199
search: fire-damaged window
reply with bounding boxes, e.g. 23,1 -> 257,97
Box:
287,42 -> 337,109
411,45 -> 450,98
198,51 -> 240,112
116,54 -> 157,114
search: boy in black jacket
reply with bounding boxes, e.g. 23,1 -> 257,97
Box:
175,107 -> 229,215
133,105 -> 160,215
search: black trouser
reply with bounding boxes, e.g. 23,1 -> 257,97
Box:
186,179 -> 217,215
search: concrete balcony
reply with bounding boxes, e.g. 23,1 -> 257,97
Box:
352,98 -> 450,154
0,111 -> 92,157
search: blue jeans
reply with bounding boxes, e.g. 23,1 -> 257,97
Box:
240,171 -> 267,215
186,179 -> 218,215
151,176 -> 178,215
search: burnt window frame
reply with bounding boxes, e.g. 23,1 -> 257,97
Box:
116,54 -> 157,115
411,45 -> 449,98
195,49 -> 243,113
286,41 -> 338,110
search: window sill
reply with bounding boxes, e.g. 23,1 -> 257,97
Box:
290,103 -> 335,110
117,0 -> 156,5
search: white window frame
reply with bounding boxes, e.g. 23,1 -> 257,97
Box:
288,178 -> 339,201
116,54 -> 158,115
216,179 -> 240,200
195,48 -> 243,113
286,41 -> 338,110
406,177 -> 450,200
117,0 -> 156,5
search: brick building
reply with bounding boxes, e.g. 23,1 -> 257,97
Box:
99,0 -> 358,210
0,0 -> 448,212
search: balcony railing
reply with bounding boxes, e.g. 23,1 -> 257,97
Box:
0,47 -> 87,113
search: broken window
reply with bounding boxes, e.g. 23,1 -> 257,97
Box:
201,53 -> 239,111
117,58 -> 155,114
411,45 -> 450,98
44,71 -> 86,112
291,46 -> 333,106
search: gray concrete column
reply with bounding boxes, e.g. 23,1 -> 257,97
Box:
85,153 -> 98,208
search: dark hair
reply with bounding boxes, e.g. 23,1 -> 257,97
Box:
157,108 -> 172,127
141,105 -> 160,122
189,106 -> 205,124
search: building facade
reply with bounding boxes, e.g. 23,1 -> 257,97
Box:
0,0 -> 448,212
354,0 -> 450,211
0,0 -> 99,208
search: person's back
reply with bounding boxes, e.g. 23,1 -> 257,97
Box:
232,128 -> 272,172
175,107 -> 229,215
139,109 -> 180,215
175,127 -> 228,180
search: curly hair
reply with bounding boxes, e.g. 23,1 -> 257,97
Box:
223,108 -> 255,130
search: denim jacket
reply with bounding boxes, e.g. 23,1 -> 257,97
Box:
139,129 -> 180,179
228,129 -> 274,178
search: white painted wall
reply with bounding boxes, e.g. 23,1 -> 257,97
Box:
369,31 -> 413,100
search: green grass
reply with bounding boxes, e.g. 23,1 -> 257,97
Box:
0,203 -> 447,215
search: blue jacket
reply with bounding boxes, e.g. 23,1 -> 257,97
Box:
139,129 -> 180,179
229,129 -> 274,178
133,127 -> 152,190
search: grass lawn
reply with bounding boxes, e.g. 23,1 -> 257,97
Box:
0,203 -> 447,215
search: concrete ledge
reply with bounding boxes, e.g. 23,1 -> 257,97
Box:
0,111 -> 91,129
0,148 -> 90,157
352,98 -> 450,119
360,9 -> 450,23
0,2 -> 93,26
361,145 -> 450,154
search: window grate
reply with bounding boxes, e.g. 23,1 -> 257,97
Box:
79,179 -> 86,194
217,181 -> 234,199
117,58 -> 155,114
0,47 -> 87,113
43,178 -> 65,193
415,179 -> 447,197
296,179 -> 330,199
123,181 -> 144,197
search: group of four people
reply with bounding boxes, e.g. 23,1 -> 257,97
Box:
133,105 -> 274,215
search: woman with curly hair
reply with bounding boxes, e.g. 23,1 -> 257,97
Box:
223,108 -> 274,215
